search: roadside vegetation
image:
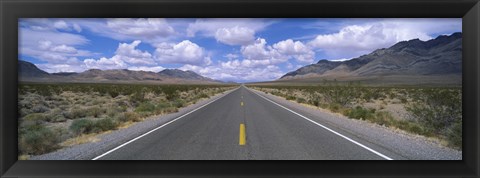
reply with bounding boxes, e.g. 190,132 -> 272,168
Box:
18,83 -> 236,157
250,83 -> 462,149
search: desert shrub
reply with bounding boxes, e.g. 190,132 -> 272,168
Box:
198,93 -> 209,99
323,86 -> 356,106
296,97 -> 306,103
19,124 -> 59,155
70,117 -> 118,135
347,106 -> 375,120
371,111 -> 394,126
309,99 -> 320,107
93,118 -> 117,133
328,103 -> 343,113
19,108 -> 33,118
135,102 -> 156,113
85,106 -> 105,118
118,112 -> 141,122
446,121 -> 462,148
286,95 -> 296,100
108,90 -> 120,98
70,119 -> 95,135
31,104 -> 50,113
130,91 -> 146,105
65,108 -> 87,119
106,105 -> 125,117
51,114 -> 67,122
163,107 -> 179,113
394,120 -> 427,136
406,88 -> 461,136
172,99 -> 186,108
23,113 -> 49,123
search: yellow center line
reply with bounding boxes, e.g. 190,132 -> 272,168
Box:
241,101 -> 244,106
239,124 -> 246,145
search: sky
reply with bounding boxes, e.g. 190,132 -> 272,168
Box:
19,18 -> 461,82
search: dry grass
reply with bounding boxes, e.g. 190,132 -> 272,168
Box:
60,133 -> 101,147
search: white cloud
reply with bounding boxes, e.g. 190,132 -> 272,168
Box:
328,58 -> 352,62
50,44 -> 78,53
224,53 -> 239,60
20,28 -> 89,47
186,19 -> 272,46
36,63 -> 87,73
240,38 -> 315,67
73,23 -> 82,33
82,40 -> 160,70
106,18 -> 175,38
215,26 -> 255,45
128,66 -> 165,72
53,20 -> 69,30
21,38 -> 92,64
115,40 -> 154,65
21,19 -> 84,33
84,56 -> 128,70
273,39 -> 315,63
180,63 -> 283,82
241,38 -> 287,66
154,40 -> 211,66
307,18 -> 461,59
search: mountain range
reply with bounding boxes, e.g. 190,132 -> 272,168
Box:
279,32 -> 462,85
18,60 -> 221,84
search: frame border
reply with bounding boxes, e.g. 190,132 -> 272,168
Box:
1,0 -> 479,177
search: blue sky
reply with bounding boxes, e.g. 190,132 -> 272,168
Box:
19,18 -> 461,82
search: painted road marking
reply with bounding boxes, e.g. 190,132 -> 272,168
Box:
239,124 -> 246,145
92,87 -> 240,160
248,88 -> 393,160
241,101 -> 244,106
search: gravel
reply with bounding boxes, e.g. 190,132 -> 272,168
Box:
249,88 -> 462,160
30,88 -> 238,160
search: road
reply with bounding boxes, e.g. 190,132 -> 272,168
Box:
92,85 -> 410,160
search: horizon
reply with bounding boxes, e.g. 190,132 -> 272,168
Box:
19,18 -> 461,83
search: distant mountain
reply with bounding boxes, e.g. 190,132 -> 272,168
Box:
279,32 -> 462,84
75,69 -> 164,81
18,60 -> 50,78
159,69 -> 206,80
51,72 -> 77,76
18,61 -> 222,84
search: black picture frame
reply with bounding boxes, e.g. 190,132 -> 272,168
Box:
1,0 -> 479,177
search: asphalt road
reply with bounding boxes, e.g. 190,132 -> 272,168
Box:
95,86 -> 398,160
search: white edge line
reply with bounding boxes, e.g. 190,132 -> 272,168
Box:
92,87 -> 240,160
247,87 -> 394,160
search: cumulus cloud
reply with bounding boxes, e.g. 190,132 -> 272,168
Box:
84,56 -> 128,70
21,39 -> 92,64
224,53 -> 239,60
215,26 -> 255,45
154,40 -> 211,66
115,40 -> 155,65
73,23 -> 82,33
239,38 -> 314,67
273,39 -> 315,63
128,66 -> 165,72
82,40 -> 160,70
20,28 -> 89,47
106,18 -> 175,38
307,18 -> 461,59
241,38 -> 287,65
21,19 -> 84,33
36,63 -> 88,73
186,19 -> 272,45
180,63 -> 283,82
